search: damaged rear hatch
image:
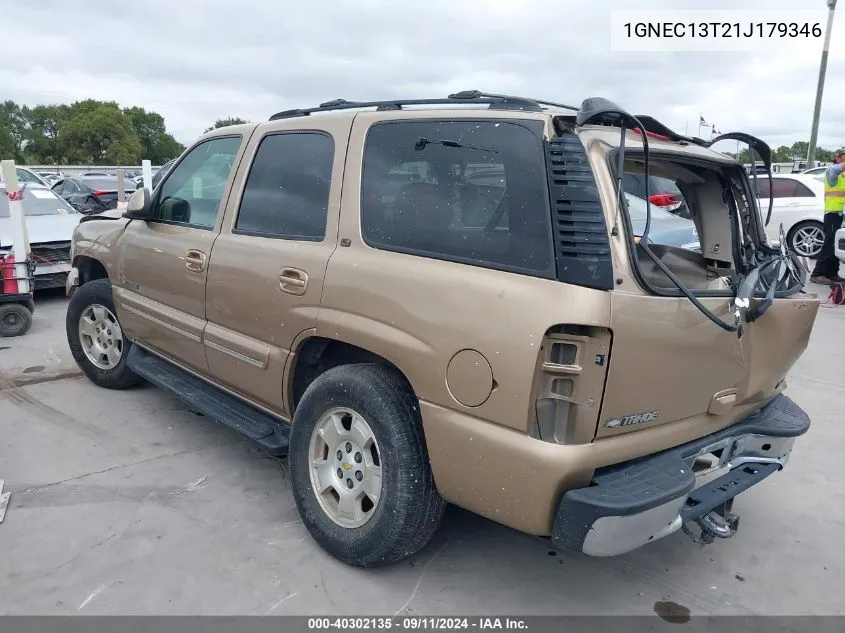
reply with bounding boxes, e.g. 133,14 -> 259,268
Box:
570,100 -> 819,441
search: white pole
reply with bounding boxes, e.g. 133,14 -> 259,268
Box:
697,114 -> 702,138
116,168 -> 127,210
808,0 -> 837,168
0,160 -> 31,295
142,159 -> 153,192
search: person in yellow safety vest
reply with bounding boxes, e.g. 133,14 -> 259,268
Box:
810,149 -> 845,284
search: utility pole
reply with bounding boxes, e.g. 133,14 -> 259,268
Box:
808,0 -> 838,169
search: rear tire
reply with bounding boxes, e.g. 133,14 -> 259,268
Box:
66,278 -> 143,389
787,220 -> 825,259
289,364 -> 446,567
0,303 -> 32,337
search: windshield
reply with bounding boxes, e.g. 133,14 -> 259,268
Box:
0,186 -> 77,217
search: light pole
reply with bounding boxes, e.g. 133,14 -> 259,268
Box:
808,0 -> 838,169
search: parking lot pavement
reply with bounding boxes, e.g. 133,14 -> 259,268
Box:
1,285 -> 843,616
0,289 -> 78,389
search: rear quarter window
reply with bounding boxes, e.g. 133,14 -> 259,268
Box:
235,132 -> 334,240
360,119 -> 554,277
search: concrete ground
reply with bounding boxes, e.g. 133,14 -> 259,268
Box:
1,286 -> 843,616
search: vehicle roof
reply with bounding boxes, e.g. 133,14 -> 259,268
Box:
193,92 -> 732,165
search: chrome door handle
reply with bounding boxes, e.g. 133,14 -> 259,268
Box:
279,267 -> 308,295
185,249 -> 207,272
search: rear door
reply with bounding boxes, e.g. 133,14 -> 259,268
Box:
114,134 -> 247,373
759,177 -> 817,243
203,120 -> 349,416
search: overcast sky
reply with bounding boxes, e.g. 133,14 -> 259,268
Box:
2,0 -> 844,152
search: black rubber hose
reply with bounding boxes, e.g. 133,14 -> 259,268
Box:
627,115 -> 740,333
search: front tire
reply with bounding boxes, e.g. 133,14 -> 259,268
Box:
66,278 -> 143,389
787,220 -> 825,259
289,364 -> 446,567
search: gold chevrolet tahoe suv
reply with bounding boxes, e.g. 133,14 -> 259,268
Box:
64,91 -> 819,567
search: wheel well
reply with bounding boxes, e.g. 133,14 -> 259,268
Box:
787,219 -> 824,234
75,256 -> 109,285
291,338 -> 414,412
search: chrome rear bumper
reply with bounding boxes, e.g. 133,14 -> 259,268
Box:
551,394 -> 809,556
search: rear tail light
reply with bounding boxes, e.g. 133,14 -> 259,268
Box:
529,325 -> 612,444
648,193 -> 683,212
92,190 -> 109,196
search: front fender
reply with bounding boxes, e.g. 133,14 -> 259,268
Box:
70,214 -> 132,288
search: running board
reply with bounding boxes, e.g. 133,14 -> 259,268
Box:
127,345 -> 290,456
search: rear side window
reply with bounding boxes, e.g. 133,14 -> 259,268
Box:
758,178 -> 814,199
235,132 -> 334,240
361,120 -> 553,276
792,181 -> 816,197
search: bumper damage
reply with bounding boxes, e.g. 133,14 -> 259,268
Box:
65,267 -> 79,297
552,394 -> 809,556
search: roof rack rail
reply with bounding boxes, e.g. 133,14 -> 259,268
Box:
268,91 -> 550,120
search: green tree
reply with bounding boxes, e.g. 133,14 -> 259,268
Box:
59,100 -> 143,164
0,100 -> 27,161
204,117 -> 248,133
123,106 -> 184,163
817,147 -> 833,163
124,106 -> 165,158
152,133 -> 184,162
771,145 -> 791,163
789,141 -> 809,161
23,104 -> 68,163
0,123 -> 16,160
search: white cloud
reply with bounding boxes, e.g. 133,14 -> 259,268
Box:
3,0 -> 844,152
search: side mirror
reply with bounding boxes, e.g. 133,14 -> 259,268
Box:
123,187 -> 152,220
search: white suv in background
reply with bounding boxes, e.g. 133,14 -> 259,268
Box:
756,174 -> 826,258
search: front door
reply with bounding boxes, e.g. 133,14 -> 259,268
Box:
204,123 -> 349,416
114,135 -> 246,373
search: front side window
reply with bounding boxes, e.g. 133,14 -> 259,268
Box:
361,119 -> 553,275
154,136 -> 242,228
235,132 -> 334,240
